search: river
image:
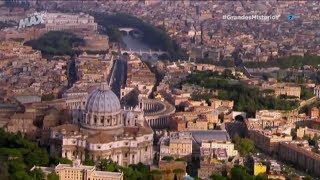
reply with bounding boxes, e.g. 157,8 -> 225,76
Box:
121,34 -> 150,51
121,34 -> 158,62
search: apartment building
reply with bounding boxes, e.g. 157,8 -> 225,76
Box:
279,141 -> 320,176
201,140 -> 238,157
248,129 -> 292,154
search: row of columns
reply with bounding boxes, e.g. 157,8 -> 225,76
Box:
148,116 -> 169,129
144,103 -> 155,111
83,113 -> 123,127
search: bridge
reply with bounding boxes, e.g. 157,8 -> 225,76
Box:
121,49 -> 168,56
118,27 -> 142,35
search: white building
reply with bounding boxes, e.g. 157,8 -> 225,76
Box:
43,13 -> 97,32
50,83 -> 154,167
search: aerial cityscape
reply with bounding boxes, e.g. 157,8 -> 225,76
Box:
0,0 -> 320,180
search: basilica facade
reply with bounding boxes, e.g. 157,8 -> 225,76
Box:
50,83 -> 154,166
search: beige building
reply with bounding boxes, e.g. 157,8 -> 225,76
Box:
5,113 -> 37,135
160,132 -> 193,159
201,140 -> 238,157
274,85 -> 301,99
171,105 -> 219,131
297,127 -> 320,139
155,160 -> 187,180
248,129 -> 292,154
186,119 -> 208,130
169,140 -> 192,158
246,110 -> 287,130
197,148 -> 228,179
210,98 -> 234,109
32,159 -> 123,180
261,83 -> 301,99
260,82 -> 301,99
279,141 -> 320,176
255,110 -> 282,121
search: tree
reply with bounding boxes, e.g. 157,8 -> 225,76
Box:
300,86 -> 314,100
111,51 -> 118,56
173,168 -> 185,180
231,165 -> 246,180
50,156 -> 72,165
29,168 -> 45,180
174,157 -> 186,162
218,113 -> 224,123
233,136 -> 255,156
129,163 -> 150,180
24,149 -> 49,167
161,156 -> 174,162
104,25 -> 122,42
162,169 -> 171,179
223,69 -> 234,79
223,59 -> 235,67
303,176 -> 313,180
150,169 -> 162,180
210,173 -> 226,180
0,148 -> 23,159
11,171 -> 32,180
47,172 -> 59,180
0,130 -> 52,179
230,165 -> 256,180
99,159 -> 119,172
255,173 -> 268,180
183,70 -> 299,116
120,166 -> 142,180
41,93 -> 55,101
83,154 -> 95,166
0,162 -> 9,180
24,31 -> 84,57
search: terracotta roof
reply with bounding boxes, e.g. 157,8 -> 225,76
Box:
86,132 -> 114,144
51,123 -> 80,132
10,112 -> 35,120
124,125 -> 153,136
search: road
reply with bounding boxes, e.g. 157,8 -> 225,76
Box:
66,56 -> 77,87
109,57 -> 127,97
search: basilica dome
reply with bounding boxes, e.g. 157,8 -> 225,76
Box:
81,83 -> 124,134
85,83 -> 121,114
